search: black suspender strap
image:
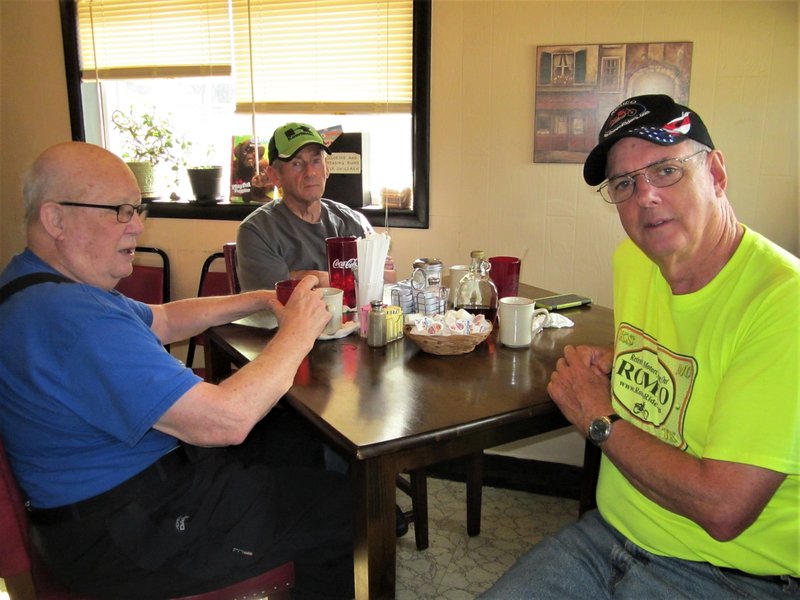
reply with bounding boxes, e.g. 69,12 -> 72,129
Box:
0,273 -> 75,305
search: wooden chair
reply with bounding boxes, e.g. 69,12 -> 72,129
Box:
0,436 -> 294,600
397,453 -> 484,551
185,252 -> 230,379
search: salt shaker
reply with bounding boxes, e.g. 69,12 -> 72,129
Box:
367,300 -> 386,347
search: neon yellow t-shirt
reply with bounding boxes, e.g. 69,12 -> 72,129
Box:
598,227 -> 800,576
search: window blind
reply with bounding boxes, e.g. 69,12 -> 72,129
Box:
77,0 -> 413,114
77,0 -> 232,79
231,0 -> 413,114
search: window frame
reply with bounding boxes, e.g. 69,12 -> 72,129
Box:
58,0 -> 430,229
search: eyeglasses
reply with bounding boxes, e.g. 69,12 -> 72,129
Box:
597,150 -> 709,204
57,201 -> 148,223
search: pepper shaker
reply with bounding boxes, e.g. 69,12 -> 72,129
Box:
367,300 -> 386,347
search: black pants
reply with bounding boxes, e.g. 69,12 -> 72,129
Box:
31,405 -> 354,600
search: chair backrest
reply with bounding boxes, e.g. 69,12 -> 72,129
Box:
185,253 -> 229,371
199,255 -> 230,299
114,246 -> 170,304
222,243 -> 240,294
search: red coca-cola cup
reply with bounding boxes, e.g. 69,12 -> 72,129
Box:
326,236 -> 358,308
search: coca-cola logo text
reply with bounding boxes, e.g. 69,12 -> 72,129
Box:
332,258 -> 358,270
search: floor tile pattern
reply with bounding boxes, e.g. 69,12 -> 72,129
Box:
396,477 -> 579,599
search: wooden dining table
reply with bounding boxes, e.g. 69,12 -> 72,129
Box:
204,283 -> 614,599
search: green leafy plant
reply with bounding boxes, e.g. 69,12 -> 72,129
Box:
111,108 -> 191,186
189,144 -> 218,169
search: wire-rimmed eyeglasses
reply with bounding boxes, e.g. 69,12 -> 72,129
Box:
58,201 -> 148,223
597,150 -> 709,204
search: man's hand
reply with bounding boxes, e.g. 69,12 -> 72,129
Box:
268,275 -> 330,339
290,269 -> 330,287
547,344 -> 614,433
159,275 -> 331,447
573,345 -> 614,378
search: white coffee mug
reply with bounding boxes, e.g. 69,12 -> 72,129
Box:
318,287 -> 344,336
498,297 -> 548,347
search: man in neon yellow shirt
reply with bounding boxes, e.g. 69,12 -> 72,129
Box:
481,95 -> 799,598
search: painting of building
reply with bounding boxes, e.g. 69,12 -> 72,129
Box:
534,42 -> 693,163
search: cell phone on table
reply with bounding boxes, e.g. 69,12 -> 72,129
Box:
534,293 -> 592,311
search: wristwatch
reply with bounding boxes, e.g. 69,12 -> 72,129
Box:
587,414 -> 621,446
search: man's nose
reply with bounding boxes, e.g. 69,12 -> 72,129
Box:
631,173 -> 661,207
127,212 -> 146,234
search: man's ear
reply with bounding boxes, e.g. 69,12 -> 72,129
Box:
39,202 -> 67,240
265,163 -> 281,187
708,150 -> 727,196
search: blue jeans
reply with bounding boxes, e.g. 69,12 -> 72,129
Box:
479,510 -> 799,599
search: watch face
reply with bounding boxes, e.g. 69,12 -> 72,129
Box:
589,417 -> 611,443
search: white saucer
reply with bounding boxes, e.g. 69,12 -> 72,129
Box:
318,320 -> 359,340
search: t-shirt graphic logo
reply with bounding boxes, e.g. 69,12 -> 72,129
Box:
613,323 -> 697,450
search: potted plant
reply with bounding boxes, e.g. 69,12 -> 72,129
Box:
111,108 -> 190,200
186,144 -> 223,205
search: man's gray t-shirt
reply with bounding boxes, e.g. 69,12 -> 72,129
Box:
236,198 -> 373,291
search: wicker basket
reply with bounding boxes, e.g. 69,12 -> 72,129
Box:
404,324 -> 492,356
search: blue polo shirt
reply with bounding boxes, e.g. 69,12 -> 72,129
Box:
0,249 -> 201,508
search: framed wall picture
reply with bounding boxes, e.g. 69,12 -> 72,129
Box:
534,42 -> 693,163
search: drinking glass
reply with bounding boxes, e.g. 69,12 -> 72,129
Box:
326,236 -> 358,308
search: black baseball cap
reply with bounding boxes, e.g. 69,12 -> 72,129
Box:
583,94 -> 714,185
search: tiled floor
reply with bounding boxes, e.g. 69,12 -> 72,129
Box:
0,478 -> 578,600
396,477 -> 579,599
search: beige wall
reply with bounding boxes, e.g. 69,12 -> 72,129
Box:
0,0 -> 71,263
2,0 -> 798,307
1,0 -> 797,464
